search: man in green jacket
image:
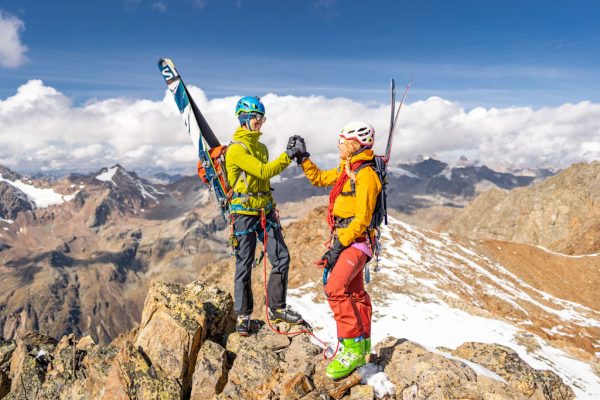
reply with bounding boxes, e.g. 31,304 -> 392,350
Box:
226,96 -> 307,336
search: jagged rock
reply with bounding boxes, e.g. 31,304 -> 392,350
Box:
349,384 -> 374,399
0,339 -> 15,398
76,335 -> 96,351
190,339 -> 228,399
7,331 -> 57,399
284,333 -> 322,377
102,341 -> 181,400
87,199 -> 110,227
0,181 -> 34,219
374,337 -> 480,399
0,166 -> 22,182
37,334 -> 88,400
134,280 -> 234,396
222,330 -> 283,399
0,370 -> 9,398
225,322 -> 291,354
79,342 -> 120,399
312,359 -> 362,399
277,372 -> 314,400
453,342 -> 576,399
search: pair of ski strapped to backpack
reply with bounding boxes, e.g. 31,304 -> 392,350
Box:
158,58 -> 274,252
158,57 -> 412,267
322,79 -> 413,281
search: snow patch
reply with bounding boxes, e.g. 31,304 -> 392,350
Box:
358,364 -> 395,398
534,245 -> 600,258
0,174 -> 71,208
96,166 -> 118,183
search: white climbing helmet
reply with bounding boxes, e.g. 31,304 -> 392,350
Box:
339,121 -> 375,147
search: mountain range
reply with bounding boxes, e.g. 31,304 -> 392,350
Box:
0,160 -> 598,397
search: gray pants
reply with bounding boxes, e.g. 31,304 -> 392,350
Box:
232,210 -> 290,316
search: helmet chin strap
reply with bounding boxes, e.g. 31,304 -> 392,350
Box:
353,146 -> 369,156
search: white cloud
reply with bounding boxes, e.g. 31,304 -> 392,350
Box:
0,10 -> 27,68
1,79 -> 600,174
151,1 -> 168,12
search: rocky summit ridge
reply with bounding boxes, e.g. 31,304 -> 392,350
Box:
0,280 -> 575,400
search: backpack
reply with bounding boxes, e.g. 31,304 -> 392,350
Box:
196,141 -> 250,217
343,155 -> 388,231
337,156 -> 388,282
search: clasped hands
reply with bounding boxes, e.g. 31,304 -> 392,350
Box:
285,135 -> 310,164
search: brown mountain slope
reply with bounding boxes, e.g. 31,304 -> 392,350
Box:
476,239 -> 600,311
443,161 -> 600,255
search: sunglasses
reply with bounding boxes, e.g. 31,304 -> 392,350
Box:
252,114 -> 266,123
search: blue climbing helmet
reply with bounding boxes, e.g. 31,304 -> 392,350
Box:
236,96 -> 265,127
235,96 -> 265,116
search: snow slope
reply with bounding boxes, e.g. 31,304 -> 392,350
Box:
289,216 -> 600,399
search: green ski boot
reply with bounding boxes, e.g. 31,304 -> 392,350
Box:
365,337 -> 371,354
326,337 -> 366,380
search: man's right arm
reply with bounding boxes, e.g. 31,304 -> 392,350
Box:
228,144 -> 291,180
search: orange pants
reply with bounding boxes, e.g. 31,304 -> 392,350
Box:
324,246 -> 372,339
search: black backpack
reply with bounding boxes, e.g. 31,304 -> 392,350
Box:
350,155 -> 388,230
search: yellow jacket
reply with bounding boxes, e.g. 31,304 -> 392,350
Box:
301,149 -> 382,246
225,127 -> 291,215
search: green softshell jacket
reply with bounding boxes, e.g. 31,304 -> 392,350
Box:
225,127 -> 291,215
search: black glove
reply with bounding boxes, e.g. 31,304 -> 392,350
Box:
293,136 -> 310,165
317,235 -> 345,270
318,235 -> 345,285
286,135 -> 297,150
285,135 -> 305,160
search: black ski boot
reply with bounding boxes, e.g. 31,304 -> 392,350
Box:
268,305 -> 304,325
236,315 -> 251,336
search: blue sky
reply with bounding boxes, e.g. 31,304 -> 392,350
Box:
2,0 -> 600,108
2,1 -> 600,173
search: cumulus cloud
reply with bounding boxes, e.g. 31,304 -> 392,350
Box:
0,10 -> 27,68
1,79 -> 600,174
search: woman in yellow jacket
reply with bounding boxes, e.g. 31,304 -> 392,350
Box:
299,121 -> 381,380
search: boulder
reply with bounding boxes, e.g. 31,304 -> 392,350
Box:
7,331 -> 57,399
78,342 -> 120,399
190,339 -> 228,399
0,339 -> 15,398
222,329 -> 283,399
374,337 -> 480,399
277,372 -> 314,400
312,359 -> 362,399
37,334 -> 88,400
134,280 -> 234,395
453,342 -> 575,399
102,341 -> 181,400
284,333 -> 322,377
